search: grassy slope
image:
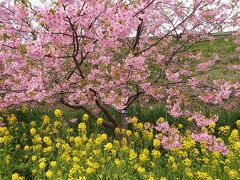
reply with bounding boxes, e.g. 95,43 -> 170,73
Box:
190,36 -> 239,82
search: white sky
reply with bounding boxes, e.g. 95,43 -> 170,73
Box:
1,0 -> 233,7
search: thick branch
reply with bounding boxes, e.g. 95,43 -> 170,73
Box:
126,91 -> 143,109
66,16 -> 85,79
94,99 -> 118,128
125,85 -> 144,109
132,19 -> 143,52
89,88 -> 118,128
60,98 -> 115,129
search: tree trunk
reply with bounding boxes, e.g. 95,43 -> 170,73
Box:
119,109 -> 129,130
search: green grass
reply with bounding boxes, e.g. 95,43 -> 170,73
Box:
190,36 -> 239,82
7,102 -> 240,134
190,36 -> 238,59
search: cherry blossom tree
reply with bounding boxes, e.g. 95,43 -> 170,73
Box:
0,0 -> 239,129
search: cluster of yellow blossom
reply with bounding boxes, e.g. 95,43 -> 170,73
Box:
0,110 -> 239,179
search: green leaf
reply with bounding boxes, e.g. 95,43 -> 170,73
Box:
3,33 -> 8,43
19,44 -> 27,54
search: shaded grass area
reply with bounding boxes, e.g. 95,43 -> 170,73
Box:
8,103 -> 240,133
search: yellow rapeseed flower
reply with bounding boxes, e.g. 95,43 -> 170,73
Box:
86,167 -> 93,174
153,139 -> 161,148
42,115 -> 50,124
209,122 -> 216,128
126,130 -> 132,137
24,145 -> 30,151
228,129 -> 239,142
143,149 -> 150,156
131,116 -> 138,124
31,169 -> 37,175
195,171 -> 209,179
137,166 -> 145,174
93,149 -> 101,155
33,135 -> 42,144
31,156 -> 37,161
43,146 -> 53,153
7,114 -> 17,124
82,114 -> 89,121
67,128 -> 74,133
233,141 -> 240,151
11,173 -> 24,180
30,121 -> 36,127
178,124 -> 183,129
5,155 -> 11,165
50,161 -> 57,167
114,159 -> 122,167
171,163 -> 178,171
137,123 -> 144,130
236,120 -> 240,128
96,117 -> 103,125
217,138 -> 223,143
129,149 -> 137,160
228,170 -> 238,179
159,117 -> 165,122
78,123 -> 86,132
53,120 -> 62,128
181,139 -> 196,150
39,161 -> 46,170
139,153 -> 148,162
21,106 -> 28,113
54,109 -> 62,118
134,132 -> 139,138
115,128 -> 121,134
15,144 -> 20,150
74,136 -> 82,146
187,117 -> 192,122
45,170 -> 53,178
43,136 -> 52,146
30,128 -> 36,136
79,176 -> 86,180
192,148 -> 199,156
212,151 -> 220,158
100,133 -> 107,141
219,126 -> 230,135
104,143 -> 113,151
183,158 -> 192,166
168,156 -> 175,163
151,150 -> 161,159
185,168 -> 193,178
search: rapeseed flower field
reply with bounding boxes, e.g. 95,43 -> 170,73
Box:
0,109 -> 240,179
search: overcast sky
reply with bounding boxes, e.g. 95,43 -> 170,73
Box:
31,0 -> 232,6
1,0 -> 234,7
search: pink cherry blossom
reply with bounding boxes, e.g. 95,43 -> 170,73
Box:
59,0 -> 75,4
155,121 -> 170,133
191,132 -> 228,155
144,122 -> 153,130
161,130 -> 182,149
192,112 -> 218,127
